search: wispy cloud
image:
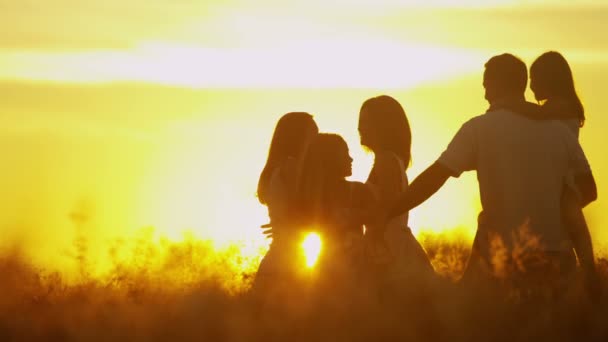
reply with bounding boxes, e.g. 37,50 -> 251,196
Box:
0,40 -> 485,88
0,0 -> 606,86
1,0 -> 604,50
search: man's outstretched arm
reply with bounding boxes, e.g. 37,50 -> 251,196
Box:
388,162 -> 452,219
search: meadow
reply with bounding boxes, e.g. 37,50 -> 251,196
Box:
0,228 -> 606,341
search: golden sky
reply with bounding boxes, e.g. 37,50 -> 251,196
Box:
1,0 -> 607,271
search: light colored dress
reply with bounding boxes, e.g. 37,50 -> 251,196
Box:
366,153 -> 434,290
558,118 -> 594,273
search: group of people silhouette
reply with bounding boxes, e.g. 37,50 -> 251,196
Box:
252,52 -> 599,312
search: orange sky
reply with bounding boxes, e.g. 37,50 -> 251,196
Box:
1,0 -> 607,272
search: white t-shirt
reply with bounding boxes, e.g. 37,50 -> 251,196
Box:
438,109 -> 591,251
562,118 -> 580,138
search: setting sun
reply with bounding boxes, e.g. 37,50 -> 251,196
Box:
302,233 -> 322,268
1,0 -> 607,340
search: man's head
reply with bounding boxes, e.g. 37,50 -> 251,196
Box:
483,54 -> 528,104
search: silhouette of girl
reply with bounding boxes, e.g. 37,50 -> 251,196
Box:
530,51 -> 600,299
293,134 -> 374,280
358,95 -> 434,293
253,112 -> 319,292
358,96 -> 442,339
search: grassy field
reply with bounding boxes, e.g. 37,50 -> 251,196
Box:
0,229 -> 606,341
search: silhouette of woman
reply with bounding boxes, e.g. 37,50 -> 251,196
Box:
253,112 -> 319,292
293,133 -> 374,280
358,95 -> 434,293
530,51 -> 600,299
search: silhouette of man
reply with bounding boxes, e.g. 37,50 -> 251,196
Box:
386,53 -> 597,284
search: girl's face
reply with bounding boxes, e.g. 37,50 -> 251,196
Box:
358,109 -> 374,149
334,141 -> 353,178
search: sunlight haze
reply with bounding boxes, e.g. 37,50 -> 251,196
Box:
1,0 -> 607,275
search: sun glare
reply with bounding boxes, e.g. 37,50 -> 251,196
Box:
302,233 -> 322,268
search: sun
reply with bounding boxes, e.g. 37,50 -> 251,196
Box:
301,233 -> 322,268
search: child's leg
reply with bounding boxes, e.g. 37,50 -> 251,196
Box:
562,192 -> 600,300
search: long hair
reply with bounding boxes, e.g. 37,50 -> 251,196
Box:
257,112 -> 318,204
294,134 -> 349,228
531,51 -> 585,127
359,95 -> 412,166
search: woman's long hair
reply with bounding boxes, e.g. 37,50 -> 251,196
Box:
359,95 -> 412,166
294,134 -> 349,229
530,51 -> 585,127
257,112 -> 318,205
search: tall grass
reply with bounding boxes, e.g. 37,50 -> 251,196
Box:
0,227 -> 606,341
